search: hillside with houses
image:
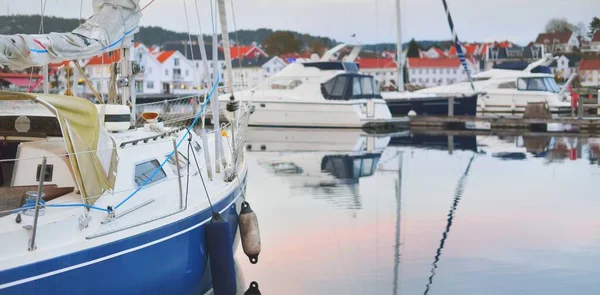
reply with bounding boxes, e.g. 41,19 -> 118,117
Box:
1,15 -> 599,98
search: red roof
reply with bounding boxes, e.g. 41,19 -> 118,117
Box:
495,41 -> 512,48
592,31 -> 600,43
358,58 -> 397,69
87,52 -> 121,66
47,61 -> 71,68
448,44 -> 479,57
407,58 -> 461,68
579,59 -> 600,71
535,32 -> 573,44
155,51 -> 176,63
0,72 -> 42,79
221,46 -> 267,59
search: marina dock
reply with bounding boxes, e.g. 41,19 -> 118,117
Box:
409,115 -> 600,133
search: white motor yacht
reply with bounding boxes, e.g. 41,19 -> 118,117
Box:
416,55 -> 572,114
219,45 -> 392,128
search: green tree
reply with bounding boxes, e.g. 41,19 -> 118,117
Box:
407,39 -> 420,58
545,18 -> 575,33
263,31 -> 299,56
589,17 -> 600,38
308,39 -> 324,56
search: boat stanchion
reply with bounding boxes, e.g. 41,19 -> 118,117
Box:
206,212 -> 236,295
239,201 -> 261,264
244,281 -> 261,295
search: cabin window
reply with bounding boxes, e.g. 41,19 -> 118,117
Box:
361,77 -> 374,95
498,81 -> 516,89
517,77 -> 560,93
331,76 -> 347,97
36,164 -> 54,182
353,78 -> 362,96
134,160 -> 167,187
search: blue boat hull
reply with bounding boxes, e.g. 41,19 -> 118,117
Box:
0,178 -> 246,295
385,94 -> 478,117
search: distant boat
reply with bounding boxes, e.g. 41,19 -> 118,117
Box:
417,55 -> 573,114
219,44 -> 392,129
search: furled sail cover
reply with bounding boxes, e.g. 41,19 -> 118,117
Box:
0,0 -> 141,70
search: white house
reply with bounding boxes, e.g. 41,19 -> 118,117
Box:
589,31 -> 600,53
231,56 -> 286,87
357,58 -> 398,87
407,57 -> 478,87
132,42 -> 162,94
163,41 -> 226,86
261,56 -> 287,79
152,50 -> 197,94
85,51 -> 121,97
535,32 -> 579,54
549,55 -> 581,80
419,47 -> 446,59
579,59 -> 600,87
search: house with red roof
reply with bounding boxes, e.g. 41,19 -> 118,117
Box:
0,72 -> 43,91
579,59 -> 600,87
588,30 -> 600,53
151,50 -> 196,94
83,51 -> 122,95
131,42 -> 163,94
407,57 -> 477,87
357,57 -> 398,86
419,47 -> 446,59
535,32 -> 579,54
220,45 -> 267,60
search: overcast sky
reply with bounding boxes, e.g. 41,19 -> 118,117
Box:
0,0 -> 598,45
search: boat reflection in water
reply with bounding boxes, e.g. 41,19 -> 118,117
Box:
247,128 -> 390,210
238,129 -> 600,295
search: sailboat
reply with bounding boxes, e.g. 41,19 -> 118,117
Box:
0,0 -> 250,294
381,0 -> 480,117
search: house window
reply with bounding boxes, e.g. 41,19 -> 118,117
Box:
185,70 -> 189,76
147,81 -> 154,89
134,159 -> 166,187
433,69 -> 437,74
165,69 -> 169,76
174,58 -> 180,66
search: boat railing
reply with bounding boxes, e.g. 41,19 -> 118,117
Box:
134,83 -> 248,127
0,121 -> 246,251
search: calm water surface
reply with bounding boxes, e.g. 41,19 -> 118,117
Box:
234,128 -> 600,295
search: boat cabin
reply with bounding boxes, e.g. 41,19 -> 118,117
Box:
321,73 -> 382,100
0,94 -> 116,217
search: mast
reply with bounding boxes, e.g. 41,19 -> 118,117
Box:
395,0 -> 404,92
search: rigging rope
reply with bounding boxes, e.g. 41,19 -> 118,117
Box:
114,75 -> 221,210
440,0 -> 476,93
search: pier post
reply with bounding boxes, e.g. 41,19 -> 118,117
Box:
447,135 -> 454,155
448,96 -> 454,117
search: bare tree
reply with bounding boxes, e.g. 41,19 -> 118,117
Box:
545,18 -> 576,33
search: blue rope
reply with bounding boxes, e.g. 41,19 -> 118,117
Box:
114,76 -> 221,210
14,202 -> 110,213
29,26 -> 137,54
